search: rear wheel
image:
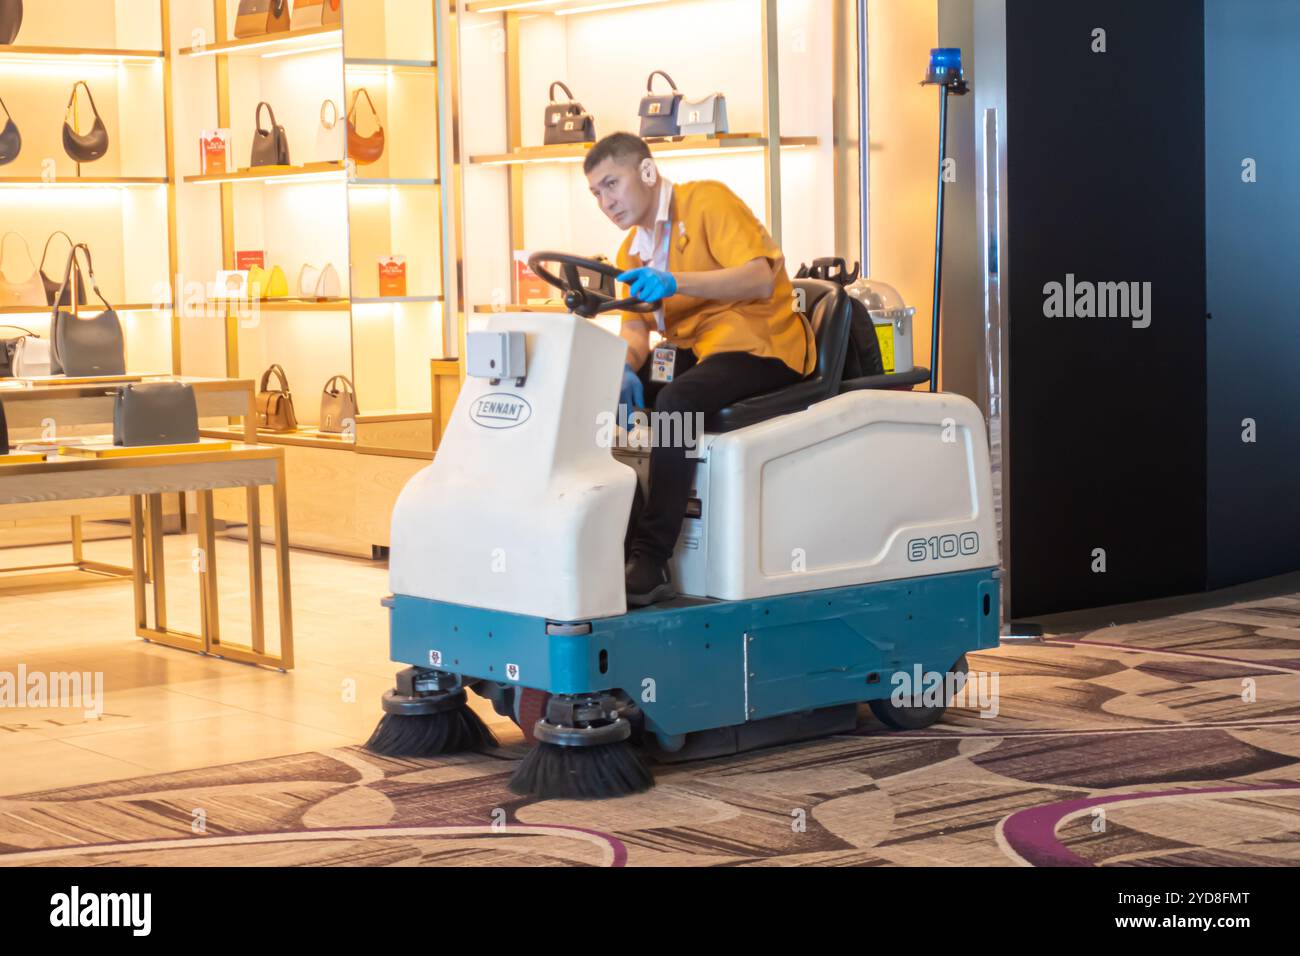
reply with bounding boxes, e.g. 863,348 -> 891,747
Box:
869,655 -> 969,730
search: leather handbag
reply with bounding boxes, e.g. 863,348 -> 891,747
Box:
543,81 -> 595,145
292,0 -> 325,29
678,92 -> 728,136
0,0 -> 21,45
0,95 -> 19,165
250,101 -> 290,167
638,70 -> 682,138
298,262 -> 341,299
234,0 -> 290,39
63,81 -> 109,163
7,330 -> 49,377
346,88 -> 385,165
1,324 -> 34,377
318,374 -> 357,433
113,382 -> 199,447
256,363 -> 298,431
40,231 -> 84,307
0,232 -> 44,307
50,244 -> 125,377
322,0 -> 341,26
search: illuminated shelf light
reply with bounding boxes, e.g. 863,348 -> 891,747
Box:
179,26 -> 342,59
184,162 -> 347,186
0,176 -> 169,188
0,46 -> 163,64
470,0 -> 669,13
469,135 -> 816,166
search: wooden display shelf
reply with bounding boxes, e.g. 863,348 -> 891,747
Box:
351,295 -> 444,305
0,303 -> 171,315
0,45 -> 162,62
178,25 -> 342,58
183,161 -> 347,185
472,303 -> 566,313
469,135 -> 818,166
348,177 -> 440,187
200,425 -> 356,451
345,56 -> 435,69
0,176 -> 169,187
251,297 -> 352,312
464,0 -> 670,12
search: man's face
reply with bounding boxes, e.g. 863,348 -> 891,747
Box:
587,156 -> 654,231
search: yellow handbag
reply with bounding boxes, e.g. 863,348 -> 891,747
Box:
247,264 -> 288,299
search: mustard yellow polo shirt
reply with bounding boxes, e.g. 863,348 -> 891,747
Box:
616,180 -> 815,377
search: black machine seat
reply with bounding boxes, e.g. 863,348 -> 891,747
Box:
705,279 -> 853,433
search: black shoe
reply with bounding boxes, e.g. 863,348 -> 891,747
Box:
625,551 -> 675,607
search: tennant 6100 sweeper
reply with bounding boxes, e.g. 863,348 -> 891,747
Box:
362,244 -> 999,799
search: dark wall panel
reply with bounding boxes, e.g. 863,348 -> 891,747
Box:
1205,0 -> 1300,588
1006,0 -> 1207,617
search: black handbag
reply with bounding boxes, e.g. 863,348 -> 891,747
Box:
542,81 -> 595,146
638,70 -> 682,138
113,382 -> 199,447
0,95 -> 19,166
0,0 -> 21,45
0,394 -> 7,455
63,81 -> 109,163
50,244 -> 125,377
250,101 -> 290,167
40,232 -> 84,308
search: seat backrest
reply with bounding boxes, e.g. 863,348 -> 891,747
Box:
794,278 -> 852,394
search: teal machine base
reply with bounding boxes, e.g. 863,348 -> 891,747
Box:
388,567 -> 1000,744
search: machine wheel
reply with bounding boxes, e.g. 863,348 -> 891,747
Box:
869,655 -> 969,730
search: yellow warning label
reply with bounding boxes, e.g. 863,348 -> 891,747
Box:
875,325 -> 895,373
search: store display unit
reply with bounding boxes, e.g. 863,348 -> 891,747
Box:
165,0 -> 449,557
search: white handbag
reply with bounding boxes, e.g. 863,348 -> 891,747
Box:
298,262 -> 341,299
13,333 -> 51,377
678,93 -> 729,136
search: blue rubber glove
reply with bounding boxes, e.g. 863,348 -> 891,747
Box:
618,266 -> 678,303
618,363 -> 644,427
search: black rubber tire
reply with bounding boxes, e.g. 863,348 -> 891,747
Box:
869,655 -> 969,730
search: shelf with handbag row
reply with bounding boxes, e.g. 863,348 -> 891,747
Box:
176,23 -> 341,58
0,45 -> 164,62
470,135 -> 818,166
182,158 -> 346,184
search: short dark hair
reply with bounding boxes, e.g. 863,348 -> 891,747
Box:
583,132 -> 651,174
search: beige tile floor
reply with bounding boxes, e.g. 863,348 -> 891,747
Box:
0,530 -> 513,796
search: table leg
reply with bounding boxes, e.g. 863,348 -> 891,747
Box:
273,456 -> 294,669
130,496 -> 147,631
147,493 -> 167,631
246,486 -> 265,654
196,489 -> 220,651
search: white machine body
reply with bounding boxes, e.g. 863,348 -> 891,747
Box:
391,312 -> 997,621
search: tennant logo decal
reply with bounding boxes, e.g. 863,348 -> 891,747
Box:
470,393 -> 532,429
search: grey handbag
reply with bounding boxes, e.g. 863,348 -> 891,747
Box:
113,382 -> 199,447
319,374 -> 358,434
0,95 -> 19,165
638,70 -> 682,138
542,81 -> 595,146
50,243 -> 125,377
250,101 -> 290,167
0,324 -> 35,377
0,0 -> 21,45
63,81 -> 109,163
678,92 -> 728,136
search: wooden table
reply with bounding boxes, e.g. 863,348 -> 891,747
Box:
0,375 -> 257,583
0,444 -> 293,670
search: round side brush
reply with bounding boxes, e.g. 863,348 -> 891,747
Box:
507,717 -> 653,799
365,687 -> 498,758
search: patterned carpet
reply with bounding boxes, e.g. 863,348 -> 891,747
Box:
3,594 -> 1300,867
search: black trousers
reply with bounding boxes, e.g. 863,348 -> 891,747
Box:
630,348 -> 802,561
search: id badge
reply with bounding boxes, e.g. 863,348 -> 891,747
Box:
650,345 -> 677,383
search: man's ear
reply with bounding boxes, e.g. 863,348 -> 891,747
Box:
639,158 -> 658,187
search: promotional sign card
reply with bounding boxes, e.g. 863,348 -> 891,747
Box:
199,129 -> 231,175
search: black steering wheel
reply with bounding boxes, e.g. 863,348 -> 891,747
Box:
527,251 -> 659,319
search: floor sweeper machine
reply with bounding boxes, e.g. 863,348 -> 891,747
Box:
363,249 -> 1000,799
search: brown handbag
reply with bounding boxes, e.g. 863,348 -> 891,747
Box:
347,88 -> 385,166
322,0 -> 341,26
256,363 -> 298,431
234,0 -> 290,40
